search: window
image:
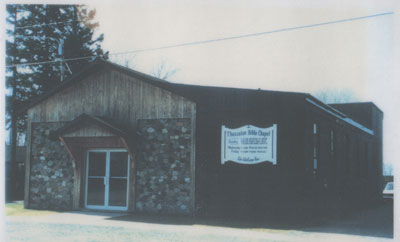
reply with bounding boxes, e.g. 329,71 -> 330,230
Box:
330,129 -> 334,155
355,139 -> 361,177
313,123 -> 318,170
363,142 -> 368,178
330,129 -> 337,188
344,135 -> 350,175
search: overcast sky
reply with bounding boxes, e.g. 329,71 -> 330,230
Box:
90,0 -> 398,168
91,1 -> 392,93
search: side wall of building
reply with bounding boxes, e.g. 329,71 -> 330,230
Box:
329,103 -> 384,202
304,102 -> 380,212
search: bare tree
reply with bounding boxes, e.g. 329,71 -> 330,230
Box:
124,58 -> 134,69
383,163 -> 393,176
109,53 -> 135,69
151,59 -> 178,80
314,88 -> 357,104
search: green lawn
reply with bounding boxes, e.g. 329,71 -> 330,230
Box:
6,201 -> 58,216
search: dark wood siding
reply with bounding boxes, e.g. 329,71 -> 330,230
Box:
304,102 -> 378,212
27,68 -> 195,124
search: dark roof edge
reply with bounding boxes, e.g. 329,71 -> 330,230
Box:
305,95 -> 374,135
329,102 -> 383,114
172,83 -> 310,96
305,94 -> 347,118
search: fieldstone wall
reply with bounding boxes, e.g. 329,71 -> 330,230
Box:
29,122 -> 74,210
136,118 -> 193,214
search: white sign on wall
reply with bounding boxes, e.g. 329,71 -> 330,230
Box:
221,124 -> 277,165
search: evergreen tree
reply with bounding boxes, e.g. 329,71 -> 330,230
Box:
5,4 -> 107,200
6,5 -> 107,100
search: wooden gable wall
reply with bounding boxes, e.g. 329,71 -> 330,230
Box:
27,68 -> 196,124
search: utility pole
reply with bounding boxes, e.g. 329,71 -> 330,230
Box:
57,38 -> 64,81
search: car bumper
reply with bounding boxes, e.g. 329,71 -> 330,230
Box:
383,194 -> 393,200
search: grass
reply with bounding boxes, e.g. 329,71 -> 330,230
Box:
6,201 -> 58,216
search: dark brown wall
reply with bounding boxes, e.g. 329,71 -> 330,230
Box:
186,86 -> 383,217
185,87 -> 309,217
329,102 -> 383,200
305,102 -> 381,212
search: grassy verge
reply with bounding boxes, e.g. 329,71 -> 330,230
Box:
6,201 -> 58,216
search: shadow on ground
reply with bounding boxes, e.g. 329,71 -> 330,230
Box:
107,201 -> 393,239
301,201 -> 393,238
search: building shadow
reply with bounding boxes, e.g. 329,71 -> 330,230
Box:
300,201 -> 393,238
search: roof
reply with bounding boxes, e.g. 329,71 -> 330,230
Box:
330,102 -> 384,115
18,59 -> 375,136
49,113 -> 134,140
15,58 -> 311,114
305,98 -> 374,135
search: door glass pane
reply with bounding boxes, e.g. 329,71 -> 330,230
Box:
87,178 -> 105,206
86,150 -> 128,209
88,152 -> 106,176
108,178 -> 127,207
110,152 -> 128,177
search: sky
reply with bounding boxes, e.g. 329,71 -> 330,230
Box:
89,0 -> 398,169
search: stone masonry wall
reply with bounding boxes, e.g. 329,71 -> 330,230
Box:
136,118 -> 193,214
29,122 -> 74,210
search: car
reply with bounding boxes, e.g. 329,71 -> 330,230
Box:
382,182 -> 394,200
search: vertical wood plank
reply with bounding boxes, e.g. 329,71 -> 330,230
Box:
29,69 -> 194,124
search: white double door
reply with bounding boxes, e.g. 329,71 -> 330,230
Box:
85,149 -> 129,210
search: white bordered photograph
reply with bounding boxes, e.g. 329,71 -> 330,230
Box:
2,1 -> 398,241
